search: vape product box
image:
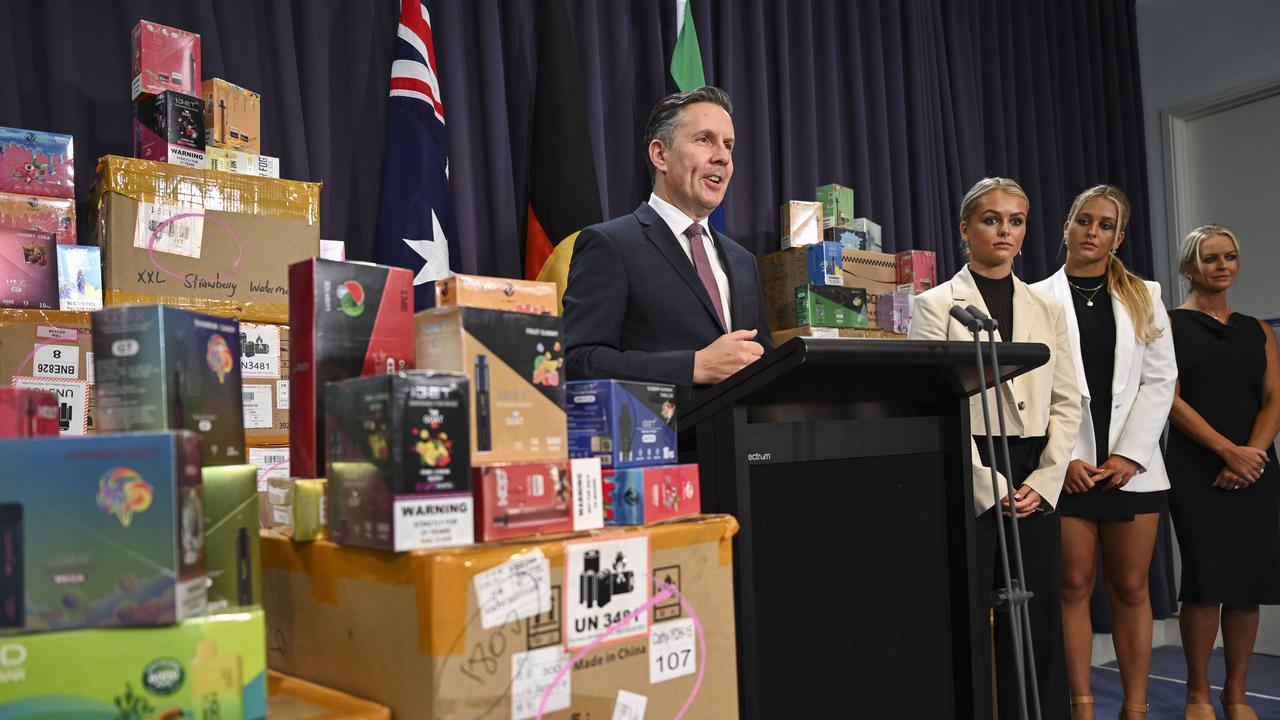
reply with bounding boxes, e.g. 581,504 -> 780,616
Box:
429,274 -> 558,316
0,388 -> 58,438
0,608 -> 267,719
265,476 -> 326,541
203,465 -> 261,611
289,258 -> 414,478
204,146 -> 281,178
0,227 -> 56,309
56,244 -> 102,311
0,309 -> 96,435
0,126 -> 74,199
877,290 -> 913,334
473,460 -> 573,542
567,379 -> 677,469
757,246 -> 846,330
807,241 -> 844,287
320,239 -> 346,261
132,19 -> 202,99
816,183 -> 855,230
0,191 -> 76,245
325,371 -> 473,552
241,322 -> 290,446
830,217 -> 883,252
134,90 -> 206,168
415,306 -> 567,464
796,284 -> 870,329
779,200 -> 823,249
92,305 -> 245,465
0,431 -> 207,633
603,463 -> 701,525
203,78 -> 261,153
896,250 -> 937,294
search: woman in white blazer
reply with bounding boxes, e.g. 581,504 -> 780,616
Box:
1030,185 -> 1176,720
910,177 -> 1082,720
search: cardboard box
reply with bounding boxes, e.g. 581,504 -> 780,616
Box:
795,284 -> 870,329
604,464 -> 701,526
289,258 -> 414,478
269,671 -> 391,720
262,515 -> 740,720
431,274 -> 558,316
134,91 -> 206,168
567,379 -> 677,469
0,227 -> 56,309
92,305 -> 245,465
0,191 -> 75,245
266,476 -> 327,541
92,155 -> 321,323
0,388 -> 58,438
241,322 -> 290,446
0,309 -> 96,435
131,19 -> 202,99
0,431 -> 207,633
841,247 -> 898,321
877,290 -> 913,335
0,126 -> 74,199
203,465 -> 261,612
204,78 -> 262,153
474,461 -> 574,542
56,245 -> 102,311
415,306 -> 567,465
757,246 -> 848,331
248,446 -> 290,490
896,250 -> 937,294
325,371 -> 474,552
770,325 -> 903,345
778,200 -> 822,249
205,146 -> 281,178
816,183 -> 854,230
0,609 -> 267,719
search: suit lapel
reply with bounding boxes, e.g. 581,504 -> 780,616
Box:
1049,268 -> 1090,399
957,266 -> 1024,423
712,227 -> 743,331
635,203 -> 725,332
1112,291 -> 1135,396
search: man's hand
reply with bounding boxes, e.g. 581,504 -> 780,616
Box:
693,329 -> 764,385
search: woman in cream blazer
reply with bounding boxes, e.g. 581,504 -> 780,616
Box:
910,177 -> 1081,720
1031,186 -> 1175,720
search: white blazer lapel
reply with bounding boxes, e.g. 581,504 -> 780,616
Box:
1049,269 -> 1090,399
1112,291 -> 1136,397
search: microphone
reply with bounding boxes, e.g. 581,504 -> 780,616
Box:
949,305 -> 980,331
966,305 -> 996,332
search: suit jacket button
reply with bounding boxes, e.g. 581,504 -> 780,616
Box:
1017,401 -> 1026,411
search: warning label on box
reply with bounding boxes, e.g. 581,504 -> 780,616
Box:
563,535 -> 650,650
12,376 -> 88,435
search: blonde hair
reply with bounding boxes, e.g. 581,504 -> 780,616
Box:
1178,224 -> 1241,289
958,177 -> 1029,257
1065,185 -> 1161,343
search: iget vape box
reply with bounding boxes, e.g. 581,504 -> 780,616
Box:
134,91 -> 206,168
877,290 -> 912,334
92,305 -> 245,466
815,183 -> 855,230
429,274 -> 558,316
0,431 -> 207,633
566,379 -> 677,469
202,465 -> 261,612
795,284 -> 870,329
289,258 -> 414,478
806,241 -> 844,287
896,250 -> 937,294
603,463 -> 701,526
56,245 -> 102,311
0,388 -> 59,438
0,191 -> 76,245
778,200 -> 822,249
203,78 -> 262,153
132,19 -> 202,100
415,306 -> 567,464
0,126 -> 75,199
0,226 -> 56,309
473,460 -> 572,542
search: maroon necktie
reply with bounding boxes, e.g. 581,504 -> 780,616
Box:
685,223 -> 727,330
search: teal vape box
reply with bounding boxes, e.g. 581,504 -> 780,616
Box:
795,284 -> 870,329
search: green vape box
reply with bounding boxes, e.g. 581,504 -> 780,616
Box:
202,464 -> 261,611
0,608 -> 267,719
92,304 -> 245,465
816,183 -> 855,230
795,284 -> 870,329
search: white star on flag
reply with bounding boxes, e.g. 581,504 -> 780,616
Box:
403,208 -> 452,285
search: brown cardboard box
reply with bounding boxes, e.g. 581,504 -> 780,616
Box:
757,247 -> 812,331
263,514 -> 739,720
778,200 -> 822,249
434,274 -> 559,316
268,671 -> 391,720
241,322 -> 289,446
840,248 -> 898,324
0,309 -> 96,435
203,78 -> 262,153
771,325 -> 906,345
92,155 -> 320,324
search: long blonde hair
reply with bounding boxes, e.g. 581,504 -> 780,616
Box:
1178,224 -> 1241,289
1065,185 -> 1161,343
958,177 -> 1029,258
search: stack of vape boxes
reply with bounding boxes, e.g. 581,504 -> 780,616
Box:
132,20 -> 205,168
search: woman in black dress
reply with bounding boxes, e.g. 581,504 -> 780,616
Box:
1167,224 -> 1280,720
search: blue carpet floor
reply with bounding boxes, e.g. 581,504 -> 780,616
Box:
1091,647 -> 1280,718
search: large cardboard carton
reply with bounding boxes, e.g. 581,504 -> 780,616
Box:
840,248 -> 897,324
268,671 -> 390,720
0,309 -> 96,435
241,322 -> 290,446
263,515 -> 739,720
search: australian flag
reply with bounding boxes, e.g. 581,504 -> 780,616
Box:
374,0 -> 460,310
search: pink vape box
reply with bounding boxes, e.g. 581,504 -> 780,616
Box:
876,290 -> 912,334
603,463 -> 701,526
0,192 -> 75,245
0,388 -> 60,439
131,20 -> 202,100
895,250 -> 937,294
0,226 -> 58,309
0,126 -> 75,199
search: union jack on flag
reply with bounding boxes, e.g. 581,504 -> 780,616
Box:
374,0 -> 460,309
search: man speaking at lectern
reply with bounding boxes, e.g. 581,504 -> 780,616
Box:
563,86 -> 772,395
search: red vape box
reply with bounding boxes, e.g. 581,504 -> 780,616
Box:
0,126 -> 75,199
0,227 -> 57,310
131,20 -> 202,100
133,91 -> 206,168
0,388 -> 59,438
895,250 -> 937,294
289,258 -> 414,478
603,463 -> 701,526
0,192 -> 75,245
473,460 -> 573,542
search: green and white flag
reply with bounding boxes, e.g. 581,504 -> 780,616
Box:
671,0 -> 705,91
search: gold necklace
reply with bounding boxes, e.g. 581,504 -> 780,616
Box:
1067,279 -> 1105,307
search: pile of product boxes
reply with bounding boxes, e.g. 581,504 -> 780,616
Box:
760,182 -> 938,344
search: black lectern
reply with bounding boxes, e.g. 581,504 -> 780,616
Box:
678,338 -> 1050,720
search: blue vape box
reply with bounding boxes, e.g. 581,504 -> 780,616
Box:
566,380 -> 677,469
806,241 -> 844,286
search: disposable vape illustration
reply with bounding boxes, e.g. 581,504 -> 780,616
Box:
236,527 -> 252,606
474,354 -> 491,452
578,549 -> 635,609
618,403 -> 634,463
0,503 -> 22,628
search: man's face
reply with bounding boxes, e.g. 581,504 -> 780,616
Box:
650,102 -> 735,221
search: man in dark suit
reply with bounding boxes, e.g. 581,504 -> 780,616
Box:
564,86 -> 772,394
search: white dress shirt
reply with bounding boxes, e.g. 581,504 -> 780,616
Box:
648,192 -> 733,330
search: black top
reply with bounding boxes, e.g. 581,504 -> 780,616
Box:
971,270 -> 1014,341
1066,273 -> 1115,461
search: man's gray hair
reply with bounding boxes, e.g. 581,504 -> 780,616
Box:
643,86 -> 733,181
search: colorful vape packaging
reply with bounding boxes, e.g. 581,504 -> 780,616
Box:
428,274 -> 559,315
0,191 -> 76,245
134,90 -> 206,168
132,20 -> 202,100
0,126 -> 74,199
92,305 -> 245,466
0,431 -> 207,633
806,241 -> 844,286
876,290 -> 913,335
566,379 -> 678,469
815,183 -> 855,230
896,250 -> 937,294
56,245 -> 102,311
202,465 -> 261,611
0,388 -> 59,438
603,463 -> 701,526
289,258 -> 414,478
795,284 -> 870,329
0,226 -> 57,309
779,200 -> 823,249
0,309 -> 97,435
204,147 -> 280,178
473,460 -> 573,542
203,78 -> 262,153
